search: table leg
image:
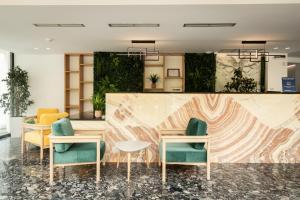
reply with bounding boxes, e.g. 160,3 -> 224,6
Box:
117,151 -> 121,168
146,148 -> 150,168
127,153 -> 131,182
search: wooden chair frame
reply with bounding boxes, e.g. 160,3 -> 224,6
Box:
22,115 -> 51,163
49,130 -> 105,185
159,129 -> 210,183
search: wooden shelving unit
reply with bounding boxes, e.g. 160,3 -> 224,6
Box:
65,53 -> 94,119
143,53 -> 185,92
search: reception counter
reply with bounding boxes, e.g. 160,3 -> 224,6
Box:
82,93 -> 300,163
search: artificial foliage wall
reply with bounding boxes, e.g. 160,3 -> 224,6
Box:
185,53 -> 216,92
94,52 -> 144,92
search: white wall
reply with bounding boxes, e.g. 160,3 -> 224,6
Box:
0,49 -> 10,129
265,54 -> 288,92
15,54 -> 64,115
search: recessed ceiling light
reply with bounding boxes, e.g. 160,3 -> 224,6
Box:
108,23 -> 160,27
33,24 -> 85,27
183,23 -> 236,27
33,47 -> 39,50
45,38 -> 54,42
46,47 -> 51,50
285,47 -> 290,50
273,47 -> 279,50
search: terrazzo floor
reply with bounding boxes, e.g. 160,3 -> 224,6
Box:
0,137 -> 299,200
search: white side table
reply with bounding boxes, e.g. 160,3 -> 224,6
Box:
115,140 -> 151,182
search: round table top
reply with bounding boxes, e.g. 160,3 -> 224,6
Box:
115,140 -> 151,152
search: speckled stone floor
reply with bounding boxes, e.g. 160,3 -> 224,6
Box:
0,138 -> 299,200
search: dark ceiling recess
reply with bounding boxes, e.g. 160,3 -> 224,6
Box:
183,23 -> 236,27
108,23 -> 160,27
131,40 -> 155,44
33,24 -> 85,27
241,41 -> 267,44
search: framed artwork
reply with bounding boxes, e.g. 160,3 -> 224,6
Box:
167,69 -> 180,77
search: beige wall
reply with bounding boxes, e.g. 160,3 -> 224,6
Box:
15,54 -> 65,115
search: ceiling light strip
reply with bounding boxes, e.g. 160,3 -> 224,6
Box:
183,23 -> 236,27
108,23 -> 160,27
33,24 -> 85,27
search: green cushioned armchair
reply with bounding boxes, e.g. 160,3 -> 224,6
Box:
49,118 -> 106,184
159,118 -> 210,182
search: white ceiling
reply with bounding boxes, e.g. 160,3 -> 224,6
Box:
0,3 -> 300,56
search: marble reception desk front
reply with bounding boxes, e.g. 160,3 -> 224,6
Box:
104,93 -> 300,163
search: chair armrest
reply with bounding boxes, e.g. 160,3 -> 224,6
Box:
23,115 -> 36,120
159,129 -> 186,137
161,135 -> 209,143
74,129 -> 105,140
49,135 -> 103,144
23,123 -> 51,130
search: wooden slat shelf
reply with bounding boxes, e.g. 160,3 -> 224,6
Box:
65,71 -> 79,73
65,105 -> 79,109
145,64 -> 164,67
80,63 -> 93,67
164,77 -> 184,79
80,98 -> 92,101
65,53 -> 94,119
144,88 -> 164,92
80,81 -> 93,84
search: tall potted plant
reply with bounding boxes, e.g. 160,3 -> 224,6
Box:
147,74 -> 160,89
0,66 -> 34,137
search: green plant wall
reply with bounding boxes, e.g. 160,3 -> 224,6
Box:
185,53 -> 216,92
94,52 -> 144,93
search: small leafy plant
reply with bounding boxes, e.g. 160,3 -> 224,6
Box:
147,74 -> 160,84
224,67 -> 257,93
92,93 -> 105,112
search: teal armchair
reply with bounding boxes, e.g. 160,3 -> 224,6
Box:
49,118 -> 106,184
159,118 -> 210,182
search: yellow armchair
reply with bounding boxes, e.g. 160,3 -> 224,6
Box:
22,108 -> 68,163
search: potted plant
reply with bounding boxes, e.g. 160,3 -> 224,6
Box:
224,67 -> 257,92
0,66 -> 34,137
93,77 -> 119,119
92,93 -> 105,119
148,74 -> 160,89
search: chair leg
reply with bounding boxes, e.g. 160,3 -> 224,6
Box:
117,151 -> 120,168
40,147 -> 43,164
49,142 -> 54,185
207,162 -> 210,180
96,141 -> 100,183
158,155 -> 161,167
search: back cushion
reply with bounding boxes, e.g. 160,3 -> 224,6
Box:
186,118 -> 207,149
37,108 -> 59,123
52,118 -> 74,153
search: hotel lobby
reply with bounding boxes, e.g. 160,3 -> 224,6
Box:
0,1 -> 299,199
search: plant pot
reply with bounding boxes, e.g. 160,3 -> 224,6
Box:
9,117 -> 23,138
151,83 -> 156,89
95,110 -> 102,119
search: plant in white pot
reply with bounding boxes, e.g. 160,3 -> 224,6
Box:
92,93 -> 105,119
93,77 -> 119,119
147,74 -> 160,89
0,66 -> 34,137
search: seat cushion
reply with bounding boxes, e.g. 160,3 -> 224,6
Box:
52,118 -> 74,153
159,142 -> 207,163
54,141 -> 105,164
24,131 -> 50,146
186,118 -> 207,149
37,108 -> 59,123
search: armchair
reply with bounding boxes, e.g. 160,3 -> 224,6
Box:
22,108 -> 68,163
49,118 -> 106,184
159,118 -> 210,182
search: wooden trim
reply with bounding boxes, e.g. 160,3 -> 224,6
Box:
23,123 -> 51,130
54,162 -> 96,167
